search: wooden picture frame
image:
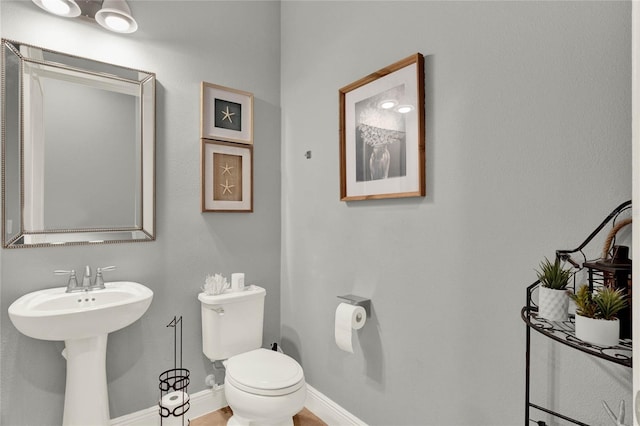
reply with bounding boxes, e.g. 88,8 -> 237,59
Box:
339,53 -> 425,201
201,82 -> 253,145
201,139 -> 253,212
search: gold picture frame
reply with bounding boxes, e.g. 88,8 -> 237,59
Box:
339,53 -> 425,201
201,82 -> 254,145
201,139 -> 253,212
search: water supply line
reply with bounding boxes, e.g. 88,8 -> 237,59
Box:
205,360 -> 225,390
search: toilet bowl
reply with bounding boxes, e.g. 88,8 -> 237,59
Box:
224,348 -> 306,426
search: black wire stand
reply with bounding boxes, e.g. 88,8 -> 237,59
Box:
523,200 -> 632,426
159,316 -> 190,426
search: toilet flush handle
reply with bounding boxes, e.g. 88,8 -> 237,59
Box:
212,307 -> 224,316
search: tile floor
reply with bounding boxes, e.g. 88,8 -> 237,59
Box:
189,406 -> 327,426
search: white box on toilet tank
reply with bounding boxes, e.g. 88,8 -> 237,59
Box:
199,285 -> 266,361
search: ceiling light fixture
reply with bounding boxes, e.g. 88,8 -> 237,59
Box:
95,0 -> 138,34
31,0 -> 138,34
32,0 -> 81,17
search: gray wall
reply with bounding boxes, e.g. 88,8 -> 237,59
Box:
0,1 -> 281,425
280,2 -> 632,425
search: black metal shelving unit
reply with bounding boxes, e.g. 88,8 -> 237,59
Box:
523,287 -> 632,426
522,200 -> 633,426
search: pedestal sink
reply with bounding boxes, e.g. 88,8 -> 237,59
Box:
8,281 -> 153,426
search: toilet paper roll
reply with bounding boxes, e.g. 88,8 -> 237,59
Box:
334,303 -> 366,353
159,391 -> 190,426
231,273 -> 245,292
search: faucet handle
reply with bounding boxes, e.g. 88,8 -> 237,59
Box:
55,269 -> 76,279
93,266 -> 116,289
55,270 -> 79,291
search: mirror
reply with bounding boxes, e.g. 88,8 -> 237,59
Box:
2,39 -> 155,248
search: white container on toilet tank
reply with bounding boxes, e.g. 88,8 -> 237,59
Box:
198,285 -> 265,361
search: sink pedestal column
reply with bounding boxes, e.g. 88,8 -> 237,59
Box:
62,334 -> 110,426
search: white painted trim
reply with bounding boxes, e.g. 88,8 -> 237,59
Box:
304,384 -> 368,426
109,383 -> 367,426
110,387 -> 226,426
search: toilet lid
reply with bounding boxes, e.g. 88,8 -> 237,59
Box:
226,348 -> 304,395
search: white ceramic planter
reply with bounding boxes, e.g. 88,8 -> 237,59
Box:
574,314 -> 620,347
538,287 -> 569,322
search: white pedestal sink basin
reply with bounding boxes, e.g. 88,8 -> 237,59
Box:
8,281 -> 153,426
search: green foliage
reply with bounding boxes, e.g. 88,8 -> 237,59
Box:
593,287 -> 627,320
570,285 -> 627,320
536,257 -> 572,290
571,285 -> 598,318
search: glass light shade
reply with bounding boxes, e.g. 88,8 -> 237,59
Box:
32,0 -> 80,17
396,105 -> 415,114
104,14 -> 131,32
95,0 -> 138,33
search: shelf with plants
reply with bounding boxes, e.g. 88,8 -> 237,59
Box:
522,288 -> 631,368
522,200 -> 632,426
523,283 -> 632,426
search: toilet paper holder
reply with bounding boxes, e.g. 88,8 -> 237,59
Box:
337,294 -> 371,318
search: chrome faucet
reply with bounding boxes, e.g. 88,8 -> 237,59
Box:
56,265 -> 116,292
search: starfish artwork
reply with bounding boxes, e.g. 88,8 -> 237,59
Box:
213,152 -> 243,202
221,106 -> 235,123
214,99 -> 242,131
220,179 -> 235,195
221,163 -> 234,175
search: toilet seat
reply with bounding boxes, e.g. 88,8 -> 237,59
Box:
226,348 -> 305,396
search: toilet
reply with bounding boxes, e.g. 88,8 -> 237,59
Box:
199,285 -> 306,426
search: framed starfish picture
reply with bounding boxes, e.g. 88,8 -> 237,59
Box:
201,82 -> 253,145
201,139 -> 253,212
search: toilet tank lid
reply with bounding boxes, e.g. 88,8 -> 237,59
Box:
198,285 -> 265,305
226,348 -> 304,391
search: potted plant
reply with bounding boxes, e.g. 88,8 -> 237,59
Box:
536,257 -> 572,321
571,285 -> 627,347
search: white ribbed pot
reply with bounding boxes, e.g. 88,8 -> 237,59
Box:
574,314 -> 620,347
538,287 -> 569,322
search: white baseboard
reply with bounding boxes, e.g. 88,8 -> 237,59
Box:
110,383 -> 366,426
304,384 -> 367,426
110,387 -> 227,426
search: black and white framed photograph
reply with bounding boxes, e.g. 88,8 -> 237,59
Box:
339,53 -> 425,201
201,82 -> 253,145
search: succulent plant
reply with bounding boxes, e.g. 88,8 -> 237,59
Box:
571,284 -> 598,318
593,287 -> 627,320
536,257 -> 572,290
571,285 -> 627,320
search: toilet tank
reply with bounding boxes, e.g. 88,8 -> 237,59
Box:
198,285 -> 266,361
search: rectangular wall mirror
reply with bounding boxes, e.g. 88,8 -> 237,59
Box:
1,39 -> 155,248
